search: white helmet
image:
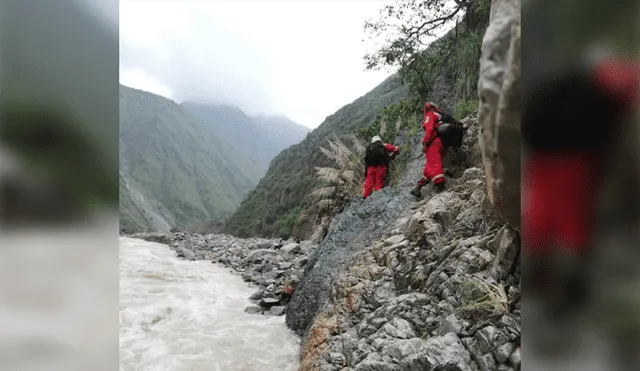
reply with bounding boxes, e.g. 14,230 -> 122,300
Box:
371,135 -> 382,143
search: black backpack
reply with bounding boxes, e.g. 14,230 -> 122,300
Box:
434,113 -> 464,149
364,141 -> 389,167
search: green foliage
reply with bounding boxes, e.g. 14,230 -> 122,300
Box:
474,0 -> 492,16
356,98 -> 418,145
450,27 -> 485,101
273,205 -> 304,239
364,0 -> 489,108
455,99 -> 479,120
356,98 -> 420,187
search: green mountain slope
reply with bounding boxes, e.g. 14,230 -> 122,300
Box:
224,75 -> 408,238
181,102 -> 309,173
119,85 -> 262,233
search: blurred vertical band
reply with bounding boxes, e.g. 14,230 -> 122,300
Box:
522,0 -> 640,369
0,0 -> 119,225
0,0 -> 119,370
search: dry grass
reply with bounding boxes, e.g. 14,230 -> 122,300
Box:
298,134 -> 367,242
308,135 -> 366,210
458,278 -> 509,314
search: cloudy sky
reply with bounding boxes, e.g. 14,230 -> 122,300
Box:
118,0 -> 394,129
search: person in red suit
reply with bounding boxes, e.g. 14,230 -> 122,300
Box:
522,56 -> 639,319
411,102 -> 446,197
363,135 -> 400,199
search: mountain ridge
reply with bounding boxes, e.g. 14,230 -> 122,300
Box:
119,85 -> 263,233
182,101 -> 310,174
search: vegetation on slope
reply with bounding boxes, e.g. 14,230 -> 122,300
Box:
119,85 -> 262,233
224,76 -> 407,238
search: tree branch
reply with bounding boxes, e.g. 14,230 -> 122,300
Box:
405,4 -> 465,41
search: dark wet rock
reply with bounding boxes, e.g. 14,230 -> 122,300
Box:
270,306 -> 287,316
295,257 -> 309,268
260,297 -> 280,308
249,290 -> 263,301
244,305 -> 262,314
281,243 -> 302,255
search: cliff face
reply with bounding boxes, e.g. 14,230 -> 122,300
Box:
285,114 -> 521,371
285,1 -> 522,370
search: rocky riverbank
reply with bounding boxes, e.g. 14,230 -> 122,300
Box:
133,111 -> 521,371
282,113 -> 521,371
132,232 -> 318,316
289,181 -> 521,371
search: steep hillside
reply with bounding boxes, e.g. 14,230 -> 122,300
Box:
182,102 -> 309,173
225,7 -> 488,240
119,85 -> 262,233
224,75 -> 408,238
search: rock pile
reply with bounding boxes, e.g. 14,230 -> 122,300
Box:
132,232 -> 317,316
285,107 -> 521,371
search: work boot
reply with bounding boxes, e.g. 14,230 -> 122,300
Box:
434,182 -> 445,193
410,186 -> 423,198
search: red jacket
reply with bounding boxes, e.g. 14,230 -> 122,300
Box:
383,143 -> 401,156
421,110 -> 442,145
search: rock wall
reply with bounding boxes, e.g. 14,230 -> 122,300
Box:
286,113 -> 521,371
478,0 -> 522,231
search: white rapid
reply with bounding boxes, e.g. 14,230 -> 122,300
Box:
119,237 -> 300,371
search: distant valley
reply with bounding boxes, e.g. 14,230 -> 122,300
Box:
119,85 -> 309,233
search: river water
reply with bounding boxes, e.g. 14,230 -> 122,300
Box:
119,237 -> 301,371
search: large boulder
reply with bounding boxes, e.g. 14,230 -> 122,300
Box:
285,189 -> 413,337
478,0 -> 521,231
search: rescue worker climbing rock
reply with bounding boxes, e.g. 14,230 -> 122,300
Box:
411,102 -> 447,197
363,135 -> 400,199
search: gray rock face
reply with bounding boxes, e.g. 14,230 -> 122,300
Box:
270,306 -> 287,316
282,112 -> 519,371
285,188 -> 414,336
478,0 -> 521,231
244,305 -> 262,314
281,243 -> 302,255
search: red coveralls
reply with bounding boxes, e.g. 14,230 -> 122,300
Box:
418,107 -> 446,187
522,58 -> 640,255
363,143 -> 400,199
